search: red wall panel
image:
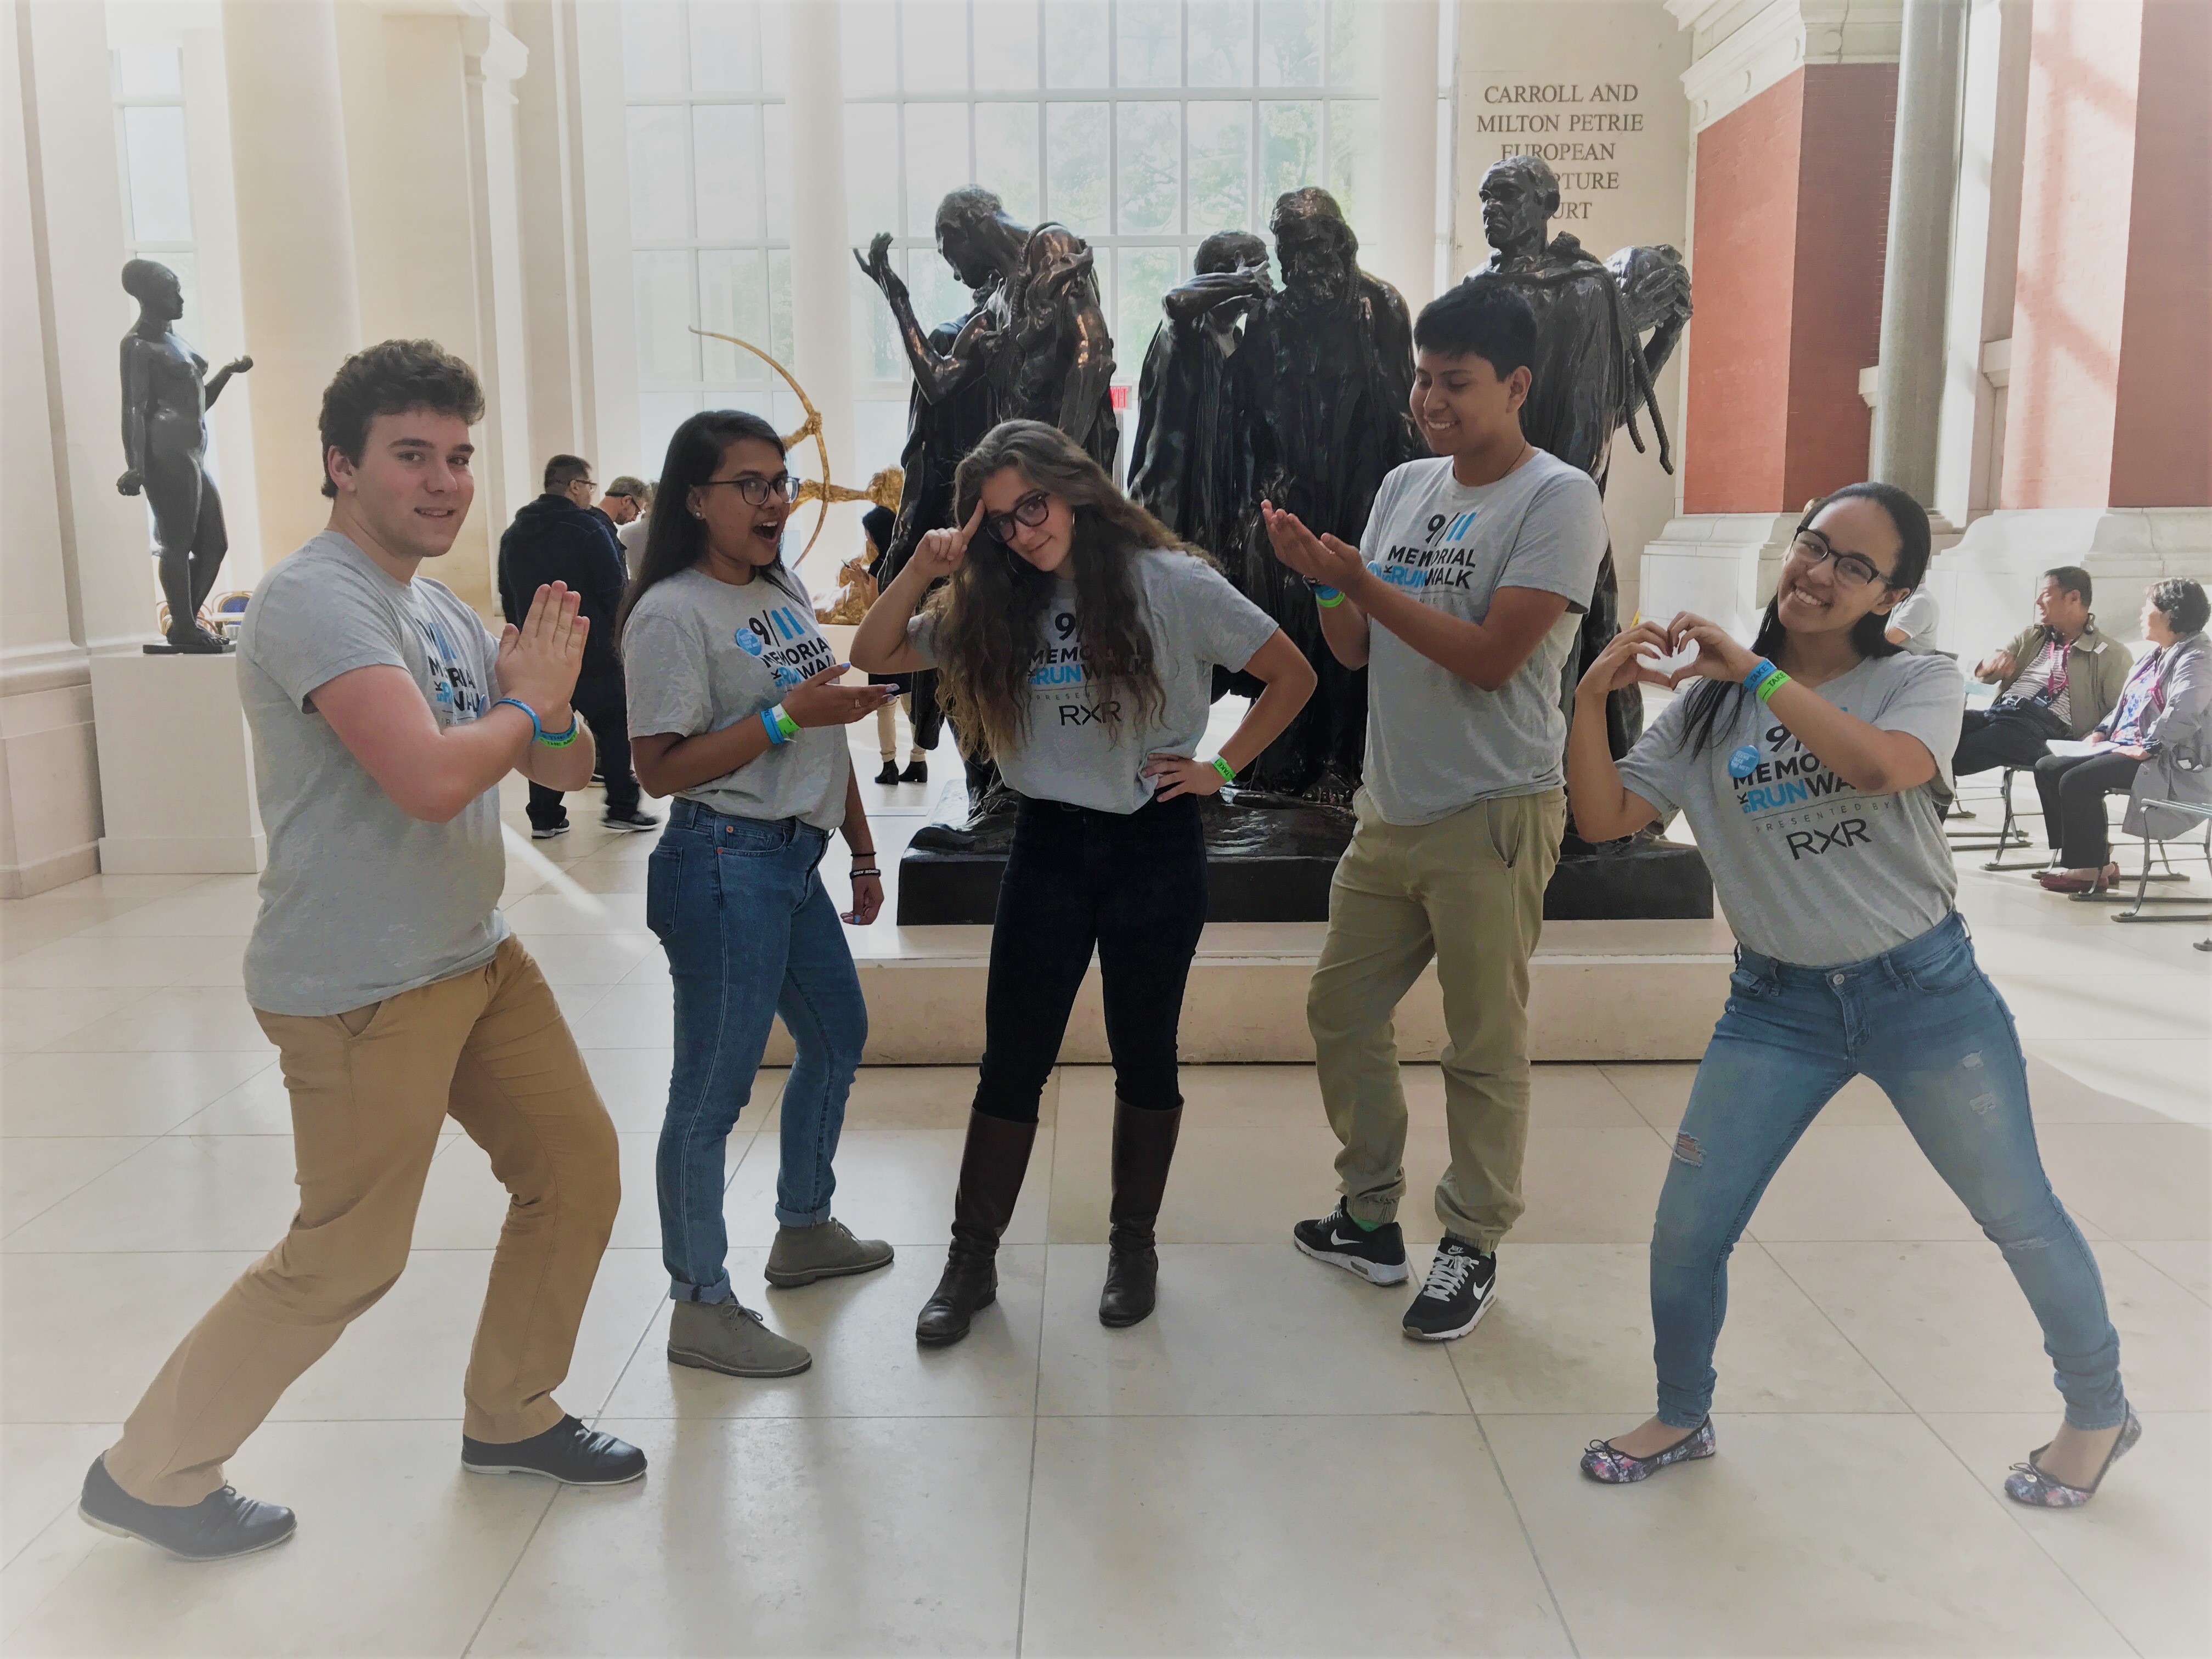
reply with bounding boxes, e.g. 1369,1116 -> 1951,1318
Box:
1782,64 -> 1897,512
1684,74 -> 1803,514
2111,0 -> 2211,507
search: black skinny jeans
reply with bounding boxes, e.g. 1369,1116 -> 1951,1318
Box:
527,672 -> 640,829
971,793 -> 1208,1124
2032,749 -> 2142,867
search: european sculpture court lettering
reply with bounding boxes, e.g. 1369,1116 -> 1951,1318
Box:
1477,83 -> 1643,222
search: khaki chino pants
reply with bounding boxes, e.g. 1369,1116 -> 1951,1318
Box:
1306,787 -> 1565,1251
106,936 -> 619,1505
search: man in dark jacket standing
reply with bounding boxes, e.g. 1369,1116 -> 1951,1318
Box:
498,455 -> 657,837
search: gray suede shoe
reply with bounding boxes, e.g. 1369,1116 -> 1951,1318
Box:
667,1300 -> 812,1378
764,1218 -> 894,1288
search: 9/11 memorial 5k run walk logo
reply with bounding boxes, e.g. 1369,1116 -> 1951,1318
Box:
1730,718 -> 1892,861
733,600 -> 836,690
1029,609 -> 1121,728
1377,507 -> 1487,591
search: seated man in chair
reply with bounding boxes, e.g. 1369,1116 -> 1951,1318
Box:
1955,566 -> 2131,784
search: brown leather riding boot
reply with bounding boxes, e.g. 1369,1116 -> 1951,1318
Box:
915,1110 -> 1036,1347
1099,1099 -> 1183,1328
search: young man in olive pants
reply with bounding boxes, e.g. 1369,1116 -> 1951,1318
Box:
1265,277 -> 1607,1341
81,341 -> 644,1563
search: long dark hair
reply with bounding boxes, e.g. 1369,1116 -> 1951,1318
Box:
618,410 -> 804,636
931,420 -> 1203,756
1675,482 -> 1933,757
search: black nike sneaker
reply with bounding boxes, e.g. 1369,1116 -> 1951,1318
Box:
1401,1235 -> 1497,1342
1291,1200 -> 1410,1285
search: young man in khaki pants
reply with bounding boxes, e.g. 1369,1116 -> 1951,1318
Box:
1265,278 -> 1607,1341
80,341 -> 644,1561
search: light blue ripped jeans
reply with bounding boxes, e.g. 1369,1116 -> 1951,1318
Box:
1650,911 -> 2126,1431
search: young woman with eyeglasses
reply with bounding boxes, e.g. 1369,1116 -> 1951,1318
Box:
852,420 -> 1315,1344
1565,483 -> 2134,1506
620,410 -> 898,1382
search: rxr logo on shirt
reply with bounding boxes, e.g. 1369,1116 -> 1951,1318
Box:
412,616 -> 486,725
735,603 -> 836,690
1376,507 -> 1487,593
1729,722 -> 1886,860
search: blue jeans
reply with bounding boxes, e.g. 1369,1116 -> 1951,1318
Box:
647,799 -> 867,1303
1650,912 -> 2126,1431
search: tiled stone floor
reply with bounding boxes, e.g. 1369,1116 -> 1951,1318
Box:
0,747 -> 2205,1657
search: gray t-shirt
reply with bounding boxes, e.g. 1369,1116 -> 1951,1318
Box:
1358,451 -> 1609,825
623,564 -> 849,831
238,532 -> 509,1015
1616,652 -> 1966,967
1886,589 -> 1942,654
906,548 -> 1277,814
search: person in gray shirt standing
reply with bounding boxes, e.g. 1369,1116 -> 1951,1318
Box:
81,341 -> 644,1565
1566,483 -> 2130,1506
1266,278 -> 1606,1346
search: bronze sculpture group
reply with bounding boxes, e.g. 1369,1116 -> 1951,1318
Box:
861,155 -> 1691,840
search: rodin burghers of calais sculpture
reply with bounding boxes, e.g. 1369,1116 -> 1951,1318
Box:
1467,155 -> 1691,782
1131,189 -> 1419,803
856,188 -> 1118,845
117,259 -> 252,654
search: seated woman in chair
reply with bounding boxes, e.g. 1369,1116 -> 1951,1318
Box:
2032,578 -> 2209,893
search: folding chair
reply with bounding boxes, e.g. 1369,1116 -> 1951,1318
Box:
1946,766 -> 2044,870
2071,798 -> 2212,935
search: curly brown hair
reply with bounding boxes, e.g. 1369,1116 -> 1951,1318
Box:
317,340 -> 483,499
930,421 -> 1207,758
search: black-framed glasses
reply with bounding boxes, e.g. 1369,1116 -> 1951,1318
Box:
699,472 -> 795,507
984,489 -> 1053,544
1789,531 -> 1892,589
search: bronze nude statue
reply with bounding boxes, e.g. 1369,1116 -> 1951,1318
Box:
117,258 -> 251,654
856,187 -> 1118,844
1467,155 -> 1691,778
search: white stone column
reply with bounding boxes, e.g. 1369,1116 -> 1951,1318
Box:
510,0 -> 593,463
223,0 -> 364,563
1373,0 -> 1441,308
18,0 -> 161,656
3,6 -> 103,890
1869,0 -> 1968,505
178,24 -> 263,588
464,19 -> 535,544
780,0 -> 857,594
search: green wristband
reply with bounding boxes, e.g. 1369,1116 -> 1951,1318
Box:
1210,756 -> 1235,786
1754,669 -> 1791,704
768,703 -> 799,742
1313,585 -> 1346,608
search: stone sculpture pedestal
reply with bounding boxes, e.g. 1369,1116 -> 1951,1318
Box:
89,652 -> 264,873
896,791 -> 1711,925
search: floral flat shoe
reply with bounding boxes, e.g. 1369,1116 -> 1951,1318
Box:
2005,1409 -> 2141,1508
1580,1418 -> 1716,1485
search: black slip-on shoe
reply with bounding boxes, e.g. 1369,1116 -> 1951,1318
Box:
461,1416 -> 646,1486
78,1454 -> 296,1561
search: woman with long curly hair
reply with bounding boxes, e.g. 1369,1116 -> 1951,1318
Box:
853,420 -> 1315,1343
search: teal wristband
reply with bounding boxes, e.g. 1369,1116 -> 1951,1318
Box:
1742,658 -> 1778,695
1210,756 -> 1235,786
493,696 -> 577,746
1313,585 -> 1345,608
